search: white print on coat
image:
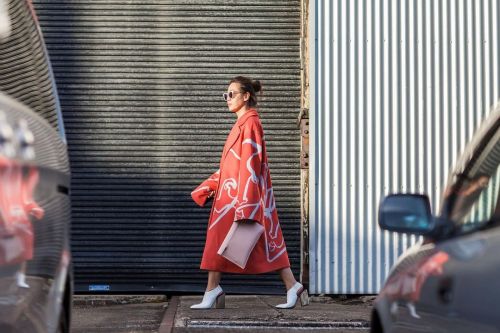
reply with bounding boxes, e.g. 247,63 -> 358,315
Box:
229,149 -> 241,160
209,138 -> 286,263
209,178 -> 238,230
259,162 -> 286,262
234,139 -> 262,221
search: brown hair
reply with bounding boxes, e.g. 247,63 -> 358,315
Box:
229,76 -> 262,107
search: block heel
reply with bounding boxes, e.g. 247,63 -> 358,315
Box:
215,292 -> 225,309
299,289 -> 310,307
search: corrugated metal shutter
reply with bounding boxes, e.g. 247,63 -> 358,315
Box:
310,0 -> 500,294
32,0 -> 301,293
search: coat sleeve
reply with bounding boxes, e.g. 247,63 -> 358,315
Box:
191,169 -> 220,207
234,122 -> 263,222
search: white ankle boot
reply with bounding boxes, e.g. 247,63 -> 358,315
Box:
16,272 -> 29,288
190,285 -> 225,309
275,282 -> 309,309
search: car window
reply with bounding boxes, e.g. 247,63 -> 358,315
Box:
459,167 -> 500,231
0,0 -> 64,136
449,131 -> 500,232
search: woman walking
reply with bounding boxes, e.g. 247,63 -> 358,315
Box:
190,76 -> 308,309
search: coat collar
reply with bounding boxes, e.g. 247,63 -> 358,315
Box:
221,109 -> 259,164
235,109 -> 259,126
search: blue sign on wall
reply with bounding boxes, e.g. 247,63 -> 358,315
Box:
89,284 -> 110,291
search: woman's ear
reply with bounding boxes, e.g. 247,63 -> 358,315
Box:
243,92 -> 250,102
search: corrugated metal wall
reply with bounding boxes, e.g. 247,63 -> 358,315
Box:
310,0 -> 500,294
32,0 -> 302,293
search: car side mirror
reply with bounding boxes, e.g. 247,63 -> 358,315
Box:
378,194 -> 434,235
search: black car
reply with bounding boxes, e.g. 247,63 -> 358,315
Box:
372,101 -> 500,332
0,0 -> 72,332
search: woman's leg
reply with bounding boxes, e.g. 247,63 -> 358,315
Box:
278,267 -> 297,290
206,270 -> 222,291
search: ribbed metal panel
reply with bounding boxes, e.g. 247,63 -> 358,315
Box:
32,0 -> 301,293
310,0 -> 500,294
0,0 -> 63,133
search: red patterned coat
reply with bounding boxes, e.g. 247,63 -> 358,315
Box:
191,110 -> 290,273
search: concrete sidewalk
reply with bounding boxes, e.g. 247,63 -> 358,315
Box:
170,295 -> 373,333
72,294 -> 374,333
73,295 -> 168,333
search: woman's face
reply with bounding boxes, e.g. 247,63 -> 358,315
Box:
225,82 -> 249,113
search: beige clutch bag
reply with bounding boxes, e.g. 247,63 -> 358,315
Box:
217,220 -> 265,269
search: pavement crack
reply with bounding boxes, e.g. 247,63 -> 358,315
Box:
257,296 -> 285,320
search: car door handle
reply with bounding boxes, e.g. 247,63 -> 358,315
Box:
437,276 -> 454,304
57,185 -> 69,195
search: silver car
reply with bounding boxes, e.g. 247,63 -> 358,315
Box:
372,102 -> 500,332
0,0 -> 72,332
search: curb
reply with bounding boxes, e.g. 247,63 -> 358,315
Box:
186,319 -> 370,329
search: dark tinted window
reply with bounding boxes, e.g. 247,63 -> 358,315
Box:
450,132 -> 500,232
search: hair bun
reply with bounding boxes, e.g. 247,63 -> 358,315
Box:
252,80 -> 262,93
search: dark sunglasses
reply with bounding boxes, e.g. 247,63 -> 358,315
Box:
223,90 -> 243,101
